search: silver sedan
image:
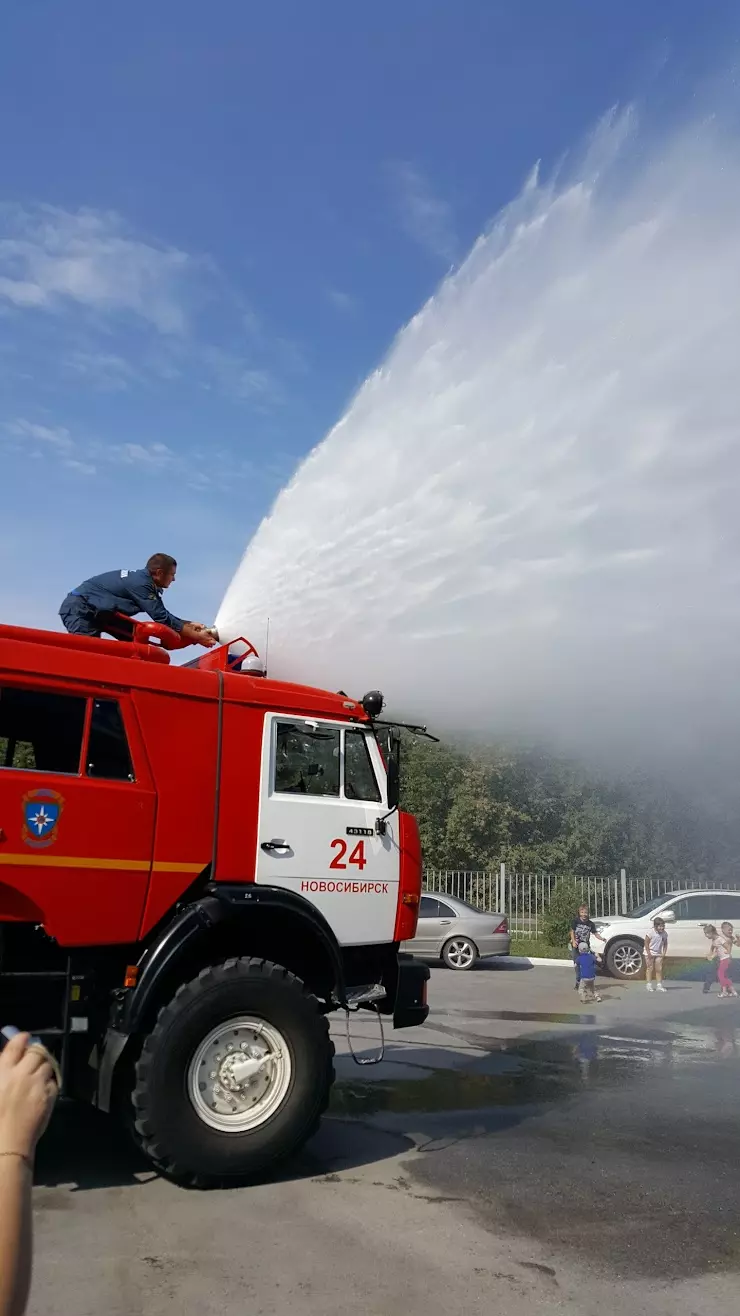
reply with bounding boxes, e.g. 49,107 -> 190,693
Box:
403,892 -> 510,970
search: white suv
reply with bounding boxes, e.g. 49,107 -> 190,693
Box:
593,889 -> 740,980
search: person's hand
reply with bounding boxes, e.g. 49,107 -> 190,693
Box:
0,1035 -> 58,1161
181,622 -> 217,649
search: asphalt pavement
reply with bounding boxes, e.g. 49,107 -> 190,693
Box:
30,960 -> 740,1315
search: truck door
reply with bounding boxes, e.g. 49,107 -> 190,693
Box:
0,682 -> 155,945
255,716 -> 399,946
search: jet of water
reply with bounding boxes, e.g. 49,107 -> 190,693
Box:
217,106 -> 740,785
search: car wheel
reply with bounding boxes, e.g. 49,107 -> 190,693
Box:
441,937 -> 478,970
606,938 -> 644,981
132,957 -> 334,1187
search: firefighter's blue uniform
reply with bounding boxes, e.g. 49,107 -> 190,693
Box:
59,568 -> 185,638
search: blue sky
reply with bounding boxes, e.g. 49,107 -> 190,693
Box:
0,0 -> 736,630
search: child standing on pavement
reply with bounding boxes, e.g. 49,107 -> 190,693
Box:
712,923 -> 739,999
644,917 -> 668,992
576,942 -> 602,1003
569,904 -> 605,991
702,925 -> 719,995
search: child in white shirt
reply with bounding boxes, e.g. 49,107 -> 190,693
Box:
644,917 -> 668,992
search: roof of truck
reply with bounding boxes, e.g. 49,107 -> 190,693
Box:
0,623 -> 369,722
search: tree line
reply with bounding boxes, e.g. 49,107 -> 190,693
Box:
399,735 -> 733,880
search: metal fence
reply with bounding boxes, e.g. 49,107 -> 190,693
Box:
423,867 -> 740,935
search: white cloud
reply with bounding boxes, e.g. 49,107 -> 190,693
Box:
241,307 -> 262,337
201,347 -> 281,406
5,418 -> 74,452
234,368 -> 277,401
0,204 -> 302,413
62,350 -> 140,391
0,204 -> 194,333
63,458 -> 96,476
326,288 -> 356,313
3,416 -> 94,474
4,418 -> 176,480
121,442 -> 170,466
388,161 -> 457,263
3,413 -> 282,497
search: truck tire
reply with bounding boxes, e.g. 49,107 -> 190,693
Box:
605,938 -> 645,981
131,957 -> 335,1187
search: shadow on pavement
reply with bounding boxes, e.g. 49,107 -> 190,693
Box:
34,1104 -> 152,1192
472,959 -> 533,972
33,1096 -> 415,1195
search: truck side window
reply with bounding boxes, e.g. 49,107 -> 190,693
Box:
87,700 -> 135,781
274,721 -> 340,797
0,685 -> 86,775
344,730 -> 381,802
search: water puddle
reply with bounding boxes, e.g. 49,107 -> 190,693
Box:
332,1017 -> 740,1119
332,1065 -> 563,1118
433,1008 -> 598,1025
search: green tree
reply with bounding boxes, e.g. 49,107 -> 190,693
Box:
0,737 -> 35,770
442,759 -> 527,870
399,737 -> 465,867
542,879 -> 584,947
397,732 -> 728,883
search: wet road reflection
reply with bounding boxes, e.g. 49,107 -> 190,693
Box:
332,1003 -> 740,1278
333,1012 -> 740,1117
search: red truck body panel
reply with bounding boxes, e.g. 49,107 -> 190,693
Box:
0,623 -> 419,948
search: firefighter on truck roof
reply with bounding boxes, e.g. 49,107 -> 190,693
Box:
58,552 -> 217,648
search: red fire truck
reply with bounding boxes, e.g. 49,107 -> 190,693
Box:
0,621 -> 428,1185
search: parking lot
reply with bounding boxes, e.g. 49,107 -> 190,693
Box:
31,961 -> 740,1316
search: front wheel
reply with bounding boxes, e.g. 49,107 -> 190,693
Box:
131,957 -> 335,1187
605,939 -> 644,981
442,937 -> 478,970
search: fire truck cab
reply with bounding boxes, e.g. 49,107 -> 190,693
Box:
0,621 -> 428,1185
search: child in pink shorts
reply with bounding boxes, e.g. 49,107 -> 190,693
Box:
711,923 -> 739,999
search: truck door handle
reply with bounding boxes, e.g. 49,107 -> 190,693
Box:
261,839 -> 291,852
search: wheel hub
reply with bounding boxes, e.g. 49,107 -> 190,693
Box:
218,1044 -> 270,1091
188,1017 -> 292,1132
447,940 -> 474,968
613,944 -> 642,976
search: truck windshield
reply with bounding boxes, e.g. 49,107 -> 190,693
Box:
274,721 -> 340,796
344,730 -> 381,802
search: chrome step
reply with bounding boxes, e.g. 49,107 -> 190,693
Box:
345,983 -> 387,1007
